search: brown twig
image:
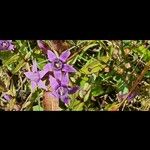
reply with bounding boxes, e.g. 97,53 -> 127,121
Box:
43,91 -> 61,111
123,62 -> 150,101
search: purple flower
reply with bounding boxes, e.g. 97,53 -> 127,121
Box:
37,40 -> 50,54
49,74 -> 79,104
2,94 -> 12,101
118,92 -> 137,101
0,40 -> 14,51
24,60 -> 47,91
127,93 -> 136,101
44,50 -> 76,81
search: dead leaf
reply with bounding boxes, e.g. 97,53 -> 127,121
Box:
49,40 -> 71,54
124,48 -> 130,55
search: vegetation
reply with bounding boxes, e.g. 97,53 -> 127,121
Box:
0,40 -> 150,111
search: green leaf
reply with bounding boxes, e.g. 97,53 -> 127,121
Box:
69,99 -> 81,108
92,85 -> 104,96
10,80 -> 16,96
37,58 -> 47,69
122,87 -> 129,94
104,102 -> 119,111
0,79 -> 7,92
3,54 -> 19,66
69,100 -> 84,111
12,60 -> 26,74
99,56 -> 110,63
80,77 -> 89,87
24,52 -> 32,60
114,77 -> 126,91
79,82 -> 91,98
83,82 -> 90,90
30,91 -> 40,102
33,105 -> 44,111
83,43 -> 98,52
84,90 -> 91,102
134,46 -> 150,61
0,51 -> 14,61
21,101 -> 31,109
74,102 -> 84,111
80,58 -> 106,75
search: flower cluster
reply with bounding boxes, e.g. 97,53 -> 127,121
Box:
24,60 -> 47,90
25,41 -> 78,104
0,40 -> 14,51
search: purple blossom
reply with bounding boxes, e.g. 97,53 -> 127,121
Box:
2,94 -> 12,101
49,74 -> 79,104
127,93 -> 136,101
118,92 -> 137,101
44,50 -> 76,81
37,40 -> 49,54
24,60 -> 47,91
0,40 -> 14,51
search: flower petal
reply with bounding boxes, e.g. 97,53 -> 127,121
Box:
47,50 -> 57,62
3,94 -> 12,101
38,80 -> 47,90
60,96 -> 69,104
44,63 -> 52,72
37,40 -> 49,54
24,72 -> 35,80
8,44 -> 14,50
60,50 -> 70,62
39,70 -> 48,79
68,86 -> 79,94
32,60 -> 38,72
64,97 -> 69,104
54,70 -> 62,81
61,73 -> 69,85
0,40 -> 14,51
25,72 -> 40,82
49,75 -> 59,90
127,92 -> 137,101
62,64 -> 76,73
31,81 -> 37,90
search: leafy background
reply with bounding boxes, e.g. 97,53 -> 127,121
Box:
1,40 -> 150,111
